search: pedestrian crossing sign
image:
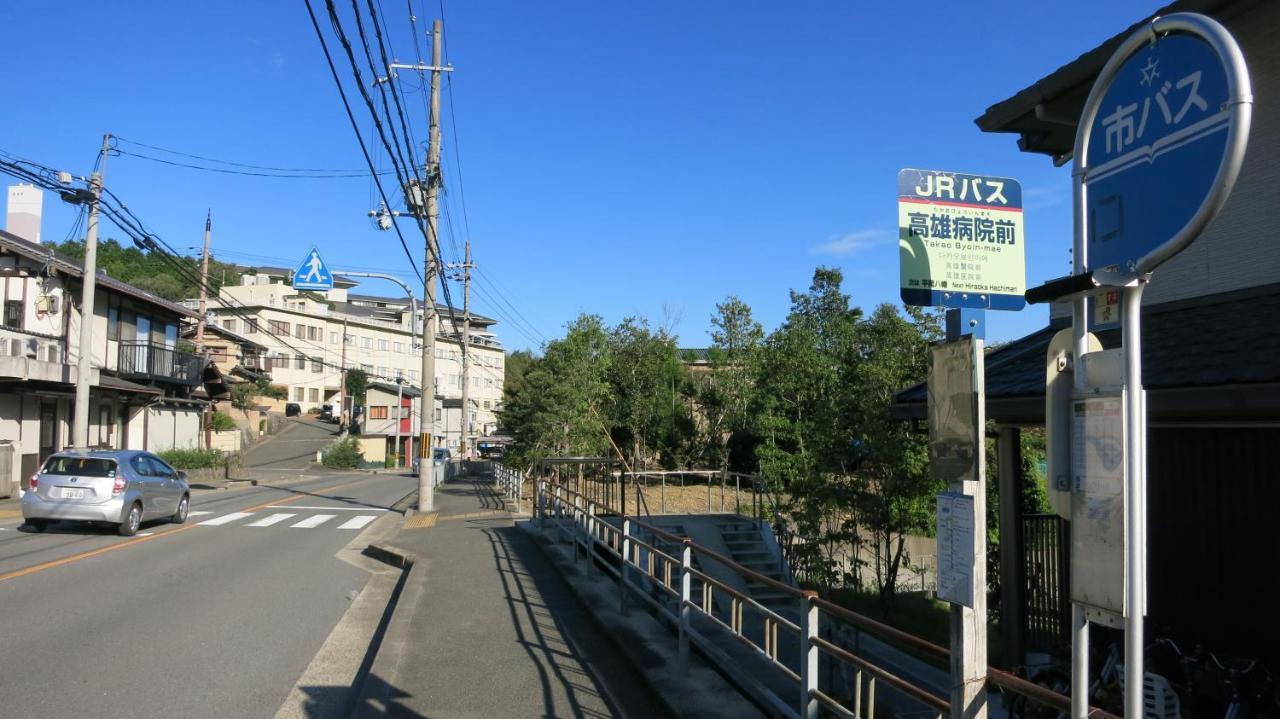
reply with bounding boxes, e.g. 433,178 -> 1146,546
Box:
292,248 -> 334,291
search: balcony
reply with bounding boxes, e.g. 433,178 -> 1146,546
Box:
117,341 -> 204,386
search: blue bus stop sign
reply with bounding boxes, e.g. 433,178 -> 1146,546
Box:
1081,15 -> 1252,276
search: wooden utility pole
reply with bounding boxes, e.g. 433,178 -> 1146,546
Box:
416,19 -> 445,511
194,209 -> 212,351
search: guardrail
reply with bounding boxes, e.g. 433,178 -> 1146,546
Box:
526,471 -> 1117,719
493,463 -> 523,506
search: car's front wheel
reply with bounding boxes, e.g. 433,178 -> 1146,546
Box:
24,519 -> 48,533
171,495 -> 190,524
118,502 -> 142,537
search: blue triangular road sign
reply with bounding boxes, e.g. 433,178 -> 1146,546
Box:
292,247 -> 333,291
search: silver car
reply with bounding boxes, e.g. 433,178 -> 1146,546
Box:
22,450 -> 191,536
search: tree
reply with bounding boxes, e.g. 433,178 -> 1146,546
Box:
846,303 -> 941,603
345,368 -> 369,406
696,296 -> 764,472
604,317 -> 693,469
230,382 -> 258,418
47,237 -> 242,301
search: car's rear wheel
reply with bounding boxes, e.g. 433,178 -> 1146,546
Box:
171,495 -> 190,524
25,519 -> 48,532
118,502 -> 142,537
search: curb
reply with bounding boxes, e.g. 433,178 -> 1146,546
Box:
351,538 -> 429,719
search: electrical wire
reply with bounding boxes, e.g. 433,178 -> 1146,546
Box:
113,149 -> 393,178
111,136 -> 394,175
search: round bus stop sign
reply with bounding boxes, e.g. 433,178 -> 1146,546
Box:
1080,13 -> 1252,276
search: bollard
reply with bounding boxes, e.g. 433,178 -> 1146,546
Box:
316,450 -> 322,463
585,502 -> 596,574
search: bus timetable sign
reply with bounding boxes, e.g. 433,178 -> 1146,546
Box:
898,168 -> 1026,311
1082,17 -> 1252,275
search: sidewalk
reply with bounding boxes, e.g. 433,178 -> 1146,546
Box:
351,474 -> 665,718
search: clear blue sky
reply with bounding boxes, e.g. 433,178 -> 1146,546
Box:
1,0 -> 1161,351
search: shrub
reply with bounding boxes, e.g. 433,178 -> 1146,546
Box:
210,411 -> 237,432
159,448 -> 226,469
322,438 -> 363,469
385,452 -> 399,469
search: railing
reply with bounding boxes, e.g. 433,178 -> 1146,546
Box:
117,341 -> 204,385
526,472 -> 1118,719
493,463 -> 523,507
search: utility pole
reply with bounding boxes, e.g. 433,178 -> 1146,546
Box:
338,317 -> 349,429
415,19 -> 445,512
448,240 -> 473,458
71,133 -> 111,449
195,209 -> 212,352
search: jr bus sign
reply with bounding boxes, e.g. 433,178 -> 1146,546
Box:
898,168 -> 1026,311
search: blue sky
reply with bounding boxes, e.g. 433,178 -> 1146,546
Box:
1,1 -> 1161,351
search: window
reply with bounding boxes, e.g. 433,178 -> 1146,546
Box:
361,337 -> 372,349
269,320 -> 290,336
377,366 -> 388,378
308,326 -> 320,341
210,347 -> 230,362
245,319 -> 259,334
3,300 -> 21,329
295,355 -> 307,370
294,387 -> 305,401
329,332 -> 338,344
378,339 -> 389,351
309,388 -> 319,402
360,363 -> 373,373
394,342 -> 404,353
224,318 -> 237,333
344,334 -> 353,346
311,357 -> 323,373
369,406 -> 389,420
485,378 -> 493,388
483,400 -> 490,409
107,306 -> 119,339
295,324 -> 306,339
434,408 -> 442,421
409,370 -> 419,381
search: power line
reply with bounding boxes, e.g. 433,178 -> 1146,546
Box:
113,149 -> 393,179
302,0 -> 425,288
111,136 -> 393,175
474,267 -> 547,342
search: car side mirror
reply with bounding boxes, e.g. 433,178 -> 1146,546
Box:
177,470 -> 189,482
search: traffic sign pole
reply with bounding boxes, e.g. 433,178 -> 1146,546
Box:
1056,13 -> 1253,719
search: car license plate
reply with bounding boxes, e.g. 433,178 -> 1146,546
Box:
61,488 -> 86,499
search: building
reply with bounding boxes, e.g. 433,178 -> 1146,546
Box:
894,0 -> 1280,668
352,380 -> 418,466
1,193 -> 212,497
197,265 -> 505,450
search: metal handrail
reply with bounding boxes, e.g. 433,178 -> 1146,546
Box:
514,465 -> 1119,719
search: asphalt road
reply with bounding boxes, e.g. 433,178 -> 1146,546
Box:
242,418 -> 343,473
0,472 -> 417,719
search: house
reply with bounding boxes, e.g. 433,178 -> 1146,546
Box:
1,200 -> 211,497
353,380 -> 419,466
894,0 -> 1280,668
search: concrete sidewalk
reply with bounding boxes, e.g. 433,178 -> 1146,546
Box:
351,475 -> 666,719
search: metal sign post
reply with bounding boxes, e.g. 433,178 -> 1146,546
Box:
902,166 -> 1027,719
1026,13 -> 1252,719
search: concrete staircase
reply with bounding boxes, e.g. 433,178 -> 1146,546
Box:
717,518 -> 796,612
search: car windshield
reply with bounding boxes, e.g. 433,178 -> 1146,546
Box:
42,456 -> 117,478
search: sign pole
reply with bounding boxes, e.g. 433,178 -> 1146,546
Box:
1121,282 -> 1147,719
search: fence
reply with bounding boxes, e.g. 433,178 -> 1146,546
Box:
1023,514 -> 1071,653
515,465 -> 1113,719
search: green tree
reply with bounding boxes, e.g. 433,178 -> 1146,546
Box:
696,296 -> 764,472
46,237 -> 242,301
345,368 -> 369,406
604,317 -> 693,469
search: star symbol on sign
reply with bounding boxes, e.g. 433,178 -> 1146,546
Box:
1139,57 -> 1160,86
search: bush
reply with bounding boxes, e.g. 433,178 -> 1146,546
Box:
159,448 -> 227,469
210,411 -> 237,432
322,438 -> 363,469
385,452 -> 398,469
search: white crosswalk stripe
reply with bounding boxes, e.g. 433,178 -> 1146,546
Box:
290,514 -> 336,529
247,513 -> 296,527
337,515 -> 378,530
199,512 -> 254,526
189,511 -> 214,517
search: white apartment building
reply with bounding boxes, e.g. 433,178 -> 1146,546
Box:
199,267 -> 504,450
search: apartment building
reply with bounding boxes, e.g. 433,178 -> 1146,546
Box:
1,198 -> 212,497
199,266 -> 505,450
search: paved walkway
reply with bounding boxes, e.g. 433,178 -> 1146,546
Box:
354,475 -> 662,718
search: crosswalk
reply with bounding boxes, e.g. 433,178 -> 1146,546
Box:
191,508 -> 384,530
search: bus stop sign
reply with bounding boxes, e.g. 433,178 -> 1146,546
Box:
1082,18 -> 1252,275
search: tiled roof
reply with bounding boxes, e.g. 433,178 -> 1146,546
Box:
0,230 -> 197,319
895,283 -> 1280,408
